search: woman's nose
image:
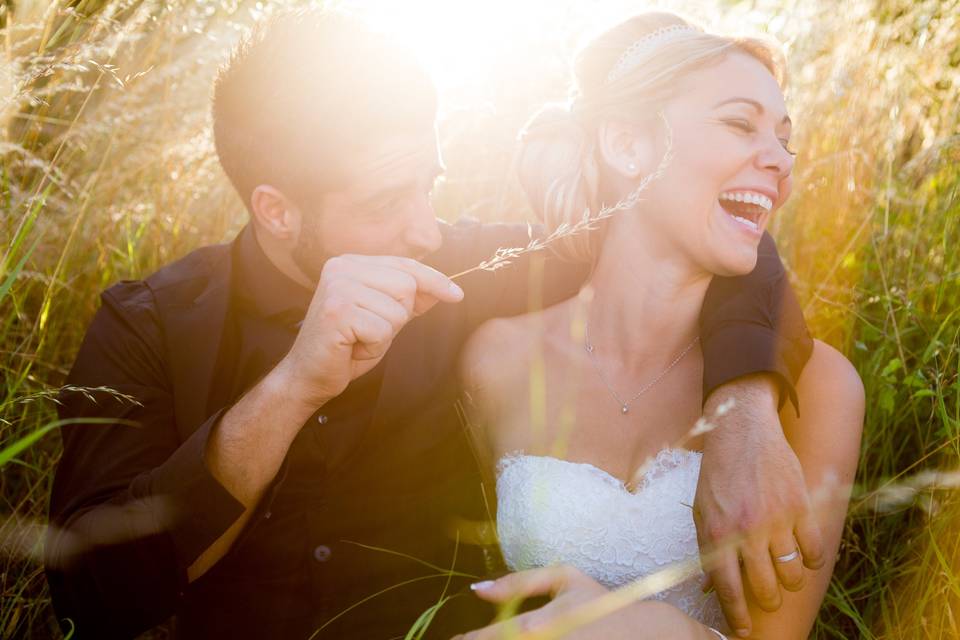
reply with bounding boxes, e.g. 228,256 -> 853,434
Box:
756,137 -> 795,179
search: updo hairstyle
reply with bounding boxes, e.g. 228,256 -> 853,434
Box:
517,12 -> 785,263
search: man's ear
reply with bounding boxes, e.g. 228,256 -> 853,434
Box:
597,120 -> 657,179
250,185 -> 299,241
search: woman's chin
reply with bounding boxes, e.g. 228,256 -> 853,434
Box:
709,248 -> 759,277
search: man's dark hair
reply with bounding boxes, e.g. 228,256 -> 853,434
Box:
212,9 -> 438,212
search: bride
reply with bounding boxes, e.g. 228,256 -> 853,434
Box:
457,12 -> 863,639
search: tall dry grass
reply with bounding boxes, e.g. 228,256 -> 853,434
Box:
0,0 -> 958,637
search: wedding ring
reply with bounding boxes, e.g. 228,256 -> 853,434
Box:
773,549 -> 801,563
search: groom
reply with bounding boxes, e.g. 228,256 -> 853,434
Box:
46,8 -> 818,639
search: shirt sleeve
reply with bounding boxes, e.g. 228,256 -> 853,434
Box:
434,218 -> 587,331
699,231 -> 813,413
44,281 -> 245,639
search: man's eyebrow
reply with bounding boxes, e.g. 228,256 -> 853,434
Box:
356,164 -> 446,208
714,97 -> 792,125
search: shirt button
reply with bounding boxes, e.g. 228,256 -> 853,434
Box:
313,544 -> 332,563
316,414 -> 329,425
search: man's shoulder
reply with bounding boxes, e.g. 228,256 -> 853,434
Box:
102,240 -> 233,314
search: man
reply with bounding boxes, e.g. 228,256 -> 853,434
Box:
45,9 -> 816,639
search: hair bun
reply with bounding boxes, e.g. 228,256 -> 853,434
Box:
517,103 -> 600,263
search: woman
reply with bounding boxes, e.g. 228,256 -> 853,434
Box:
458,12 -> 864,639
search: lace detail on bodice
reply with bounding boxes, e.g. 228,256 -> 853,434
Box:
496,448 -> 727,631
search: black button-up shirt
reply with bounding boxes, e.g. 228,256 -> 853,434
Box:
45,221 -> 812,639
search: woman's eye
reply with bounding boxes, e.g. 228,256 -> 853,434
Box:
724,119 -> 755,133
780,140 -> 798,157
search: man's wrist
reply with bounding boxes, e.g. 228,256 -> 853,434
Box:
704,372 -> 778,414
702,372 -> 781,448
266,358 -> 332,416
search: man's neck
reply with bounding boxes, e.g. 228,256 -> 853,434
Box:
252,224 -> 316,290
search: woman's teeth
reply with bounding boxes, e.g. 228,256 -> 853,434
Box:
719,191 -> 773,211
730,215 -> 759,231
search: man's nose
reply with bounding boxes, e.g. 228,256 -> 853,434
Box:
405,196 -> 442,256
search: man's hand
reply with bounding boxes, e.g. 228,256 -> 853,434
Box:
693,374 -> 825,637
278,254 -> 463,406
453,566 -> 705,640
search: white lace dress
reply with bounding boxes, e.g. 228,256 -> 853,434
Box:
496,448 -> 728,631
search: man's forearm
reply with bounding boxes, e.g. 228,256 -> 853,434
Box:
187,358 -> 323,581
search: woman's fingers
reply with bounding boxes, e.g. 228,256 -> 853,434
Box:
470,565 -> 581,603
454,610 -> 543,640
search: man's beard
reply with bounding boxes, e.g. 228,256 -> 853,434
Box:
291,212 -> 327,285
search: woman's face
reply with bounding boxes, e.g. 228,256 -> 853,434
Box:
638,51 -> 795,276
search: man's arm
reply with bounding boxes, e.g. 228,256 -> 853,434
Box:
46,283 -> 247,639
440,223 -> 812,406
694,233 -> 819,637
47,256 -> 463,638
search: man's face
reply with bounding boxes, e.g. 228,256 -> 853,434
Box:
292,130 -> 445,282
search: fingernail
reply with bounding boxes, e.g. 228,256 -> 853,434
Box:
449,282 -> 464,299
737,629 -> 750,637
470,580 -> 495,591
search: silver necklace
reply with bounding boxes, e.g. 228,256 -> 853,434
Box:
583,318 -> 699,415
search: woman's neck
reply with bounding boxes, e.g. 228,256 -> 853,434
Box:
579,218 -> 711,374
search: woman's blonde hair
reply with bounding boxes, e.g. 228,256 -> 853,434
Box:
517,12 -> 786,263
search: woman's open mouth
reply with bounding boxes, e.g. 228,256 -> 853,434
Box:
718,190 -> 773,233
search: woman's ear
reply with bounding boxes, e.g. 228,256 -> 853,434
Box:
597,120 -> 657,179
250,185 -> 300,241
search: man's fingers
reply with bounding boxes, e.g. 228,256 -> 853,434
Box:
742,539 -> 782,612
706,550 -> 752,637
342,254 -> 464,310
769,533 -> 805,592
795,510 -> 825,570
470,566 -> 578,603
348,285 -> 411,333
344,308 -> 393,361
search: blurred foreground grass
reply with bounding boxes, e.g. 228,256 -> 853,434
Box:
1,0 -> 959,637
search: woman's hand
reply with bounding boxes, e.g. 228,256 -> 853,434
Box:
452,565 -> 708,639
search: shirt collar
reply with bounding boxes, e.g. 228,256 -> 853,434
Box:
234,224 -> 314,320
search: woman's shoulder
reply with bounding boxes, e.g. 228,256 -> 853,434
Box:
800,340 -> 865,405
788,339 -> 865,438
460,313 -> 541,390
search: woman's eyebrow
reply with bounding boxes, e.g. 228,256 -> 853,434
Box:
713,96 -> 792,125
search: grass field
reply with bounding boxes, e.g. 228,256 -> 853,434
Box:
1,0 -> 959,637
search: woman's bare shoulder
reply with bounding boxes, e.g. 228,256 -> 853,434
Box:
784,339 -> 865,455
797,340 -> 865,413
459,313 -> 542,392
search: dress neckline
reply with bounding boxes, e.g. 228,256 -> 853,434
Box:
497,447 -> 702,495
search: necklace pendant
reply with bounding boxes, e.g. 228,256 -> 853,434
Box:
621,405 -> 629,415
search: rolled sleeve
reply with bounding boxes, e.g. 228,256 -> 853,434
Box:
45,282 -> 244,638
700,232 -> 813,414
145,407 -> 245,565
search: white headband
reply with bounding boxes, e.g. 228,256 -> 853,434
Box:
606,24 -> 702,84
